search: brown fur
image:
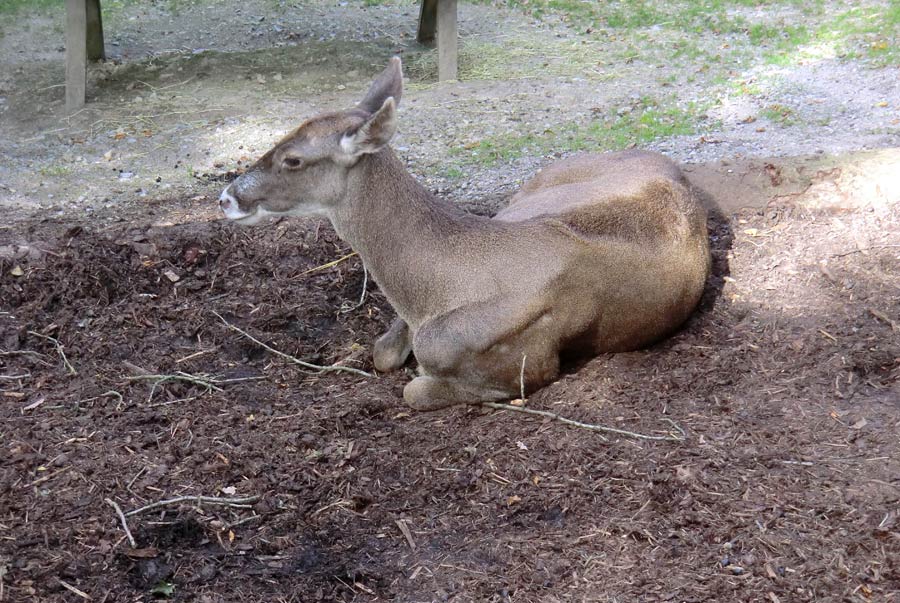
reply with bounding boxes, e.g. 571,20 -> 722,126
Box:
219,57 -> 711,410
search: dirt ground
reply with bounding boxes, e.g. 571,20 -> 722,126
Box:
2,160 -> 899,603
2,1 -> 900,602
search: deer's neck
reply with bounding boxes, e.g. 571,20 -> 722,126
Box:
330,149 -> 481,326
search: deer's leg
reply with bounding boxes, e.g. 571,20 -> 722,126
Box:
403,375 -> 510,411
373,317 -> 412,372
402,299 -> 560,410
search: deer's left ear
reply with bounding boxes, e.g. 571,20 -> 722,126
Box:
359,56 -> 403,113
340,97 -> 397,157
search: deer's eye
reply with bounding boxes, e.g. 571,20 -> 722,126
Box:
283,156 -> 303,169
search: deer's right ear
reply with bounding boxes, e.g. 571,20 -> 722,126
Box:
340,97 -> 397,157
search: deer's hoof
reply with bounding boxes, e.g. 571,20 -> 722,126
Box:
402,376 -> 462,411
373,346 -> 407,373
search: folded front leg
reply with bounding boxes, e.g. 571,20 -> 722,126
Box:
403,297 -> 561,410
373,317 -> 412,372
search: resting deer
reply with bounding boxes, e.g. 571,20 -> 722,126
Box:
219,57 -> 710,410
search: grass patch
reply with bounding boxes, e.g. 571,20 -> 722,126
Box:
38,164 -> 73,177
482,0 -> 898,67
450,97 -> 706,168
760,103 -> 798,125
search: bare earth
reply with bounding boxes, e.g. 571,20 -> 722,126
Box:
1,1 -> 899,602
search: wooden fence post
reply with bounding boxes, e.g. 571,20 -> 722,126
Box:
436,0 -> 458,81
65,0 -> 87,112
86,0 -> 105,61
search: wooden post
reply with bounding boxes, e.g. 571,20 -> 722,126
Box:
65,0 -> 88,112
86,0 -> 105,61
436,0 -> 458,81
417,0 -> 437,44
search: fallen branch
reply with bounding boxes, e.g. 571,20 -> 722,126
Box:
27,331 -> 76,375
105,497 -> 137,548
481,402 -> 686,442
213,311 -> 373,378
126,372 -> 223,403
125,494 -> 260,517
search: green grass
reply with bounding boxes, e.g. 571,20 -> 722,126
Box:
449,97 -> 706,168
38,165 -> 73,177
760,103 -> 798,125
481,0 -> 898,66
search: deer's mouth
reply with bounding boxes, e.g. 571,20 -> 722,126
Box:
219,189 -> 265,224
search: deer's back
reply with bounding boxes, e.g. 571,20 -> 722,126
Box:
492,150 -> 710,352
495,150 -> 704,247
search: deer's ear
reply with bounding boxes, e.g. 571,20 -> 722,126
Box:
358,57 -> 403,114
340,97 -> 397,157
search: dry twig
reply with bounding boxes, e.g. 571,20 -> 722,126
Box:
27,331 -> 76,375
57,579 -> 91,601
296,251 -> 358,277
124,494 -> 260,517
105,498 -> 137,548
869,308 -> 900,332
126,372 -> 223,403
0,373 -> 30,380
481,402 -> 686,442
832,244 -> 900,258
213,311 -> 373,378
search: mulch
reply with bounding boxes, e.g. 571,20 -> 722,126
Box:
1,194 -> 898,602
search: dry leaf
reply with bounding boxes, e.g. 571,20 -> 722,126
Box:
507,495 -> 522,505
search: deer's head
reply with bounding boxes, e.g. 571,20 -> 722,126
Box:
218,57 -> 403,224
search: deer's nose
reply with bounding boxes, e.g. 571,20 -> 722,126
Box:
219,188 -> 237,212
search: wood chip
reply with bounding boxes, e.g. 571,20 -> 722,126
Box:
22,395 -> 46,411
395,519 -> 416,551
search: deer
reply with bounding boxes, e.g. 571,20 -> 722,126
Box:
218,57 -> 711,411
